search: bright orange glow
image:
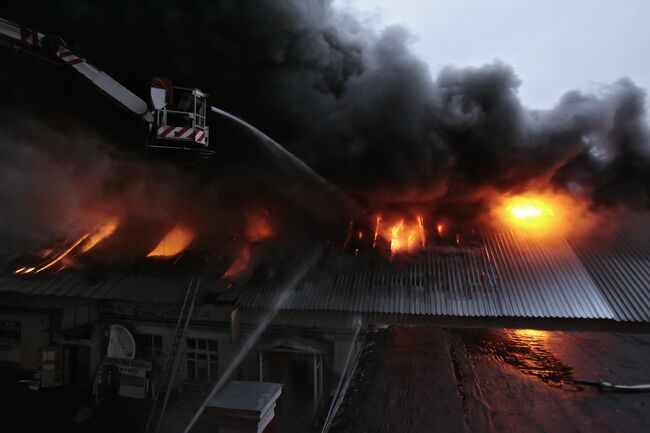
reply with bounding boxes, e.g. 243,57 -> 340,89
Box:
496,193 -> 567,235
512,329 -> 551,341
35,234 -> 89,273
147,225 -> 195,257
437,224 -> 444,236
15,266 -> 36,274
80,218 -> 119,253
380,216 -> 427,255
223,212 -> 274,279
512,204 -> 543,219
390,220 -> 404,253
246,213 -> 273,242
372,216 -> 381,248
13,218 -> 120,275
224,245 -> 251,279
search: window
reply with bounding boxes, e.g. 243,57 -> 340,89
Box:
134,333 -> 163,357
0,321 -> 20,349
186,338 -> 218,382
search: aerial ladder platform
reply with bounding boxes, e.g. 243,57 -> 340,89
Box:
0,17 -> 214,160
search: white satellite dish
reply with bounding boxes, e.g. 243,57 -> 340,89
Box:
107,324 -> 136,359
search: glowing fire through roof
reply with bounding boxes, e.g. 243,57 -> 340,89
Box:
494,192 -> 587,235
147,225 -> 195,258
14,218 -> 121,275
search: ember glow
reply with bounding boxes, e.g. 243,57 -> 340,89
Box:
14,267 -> 36,275
147,225 -> 195,258
245,212 -> 273,242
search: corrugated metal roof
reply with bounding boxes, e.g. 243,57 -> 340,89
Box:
0,273 -> 197,304
572,234 -> 650,322
481,231 -> 613,319
3,229 -> 649,322
235,230 -> 621,321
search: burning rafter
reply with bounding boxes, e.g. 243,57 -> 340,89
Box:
14,218 -> 120,275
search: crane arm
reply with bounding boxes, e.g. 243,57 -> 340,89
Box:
0,17 -> 153,123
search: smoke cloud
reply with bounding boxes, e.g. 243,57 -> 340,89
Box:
1,0 -> 649,254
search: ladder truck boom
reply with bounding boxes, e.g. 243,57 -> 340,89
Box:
0,17 -> 152,122
0,16 -> 213,159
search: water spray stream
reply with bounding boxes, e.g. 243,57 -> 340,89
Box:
321,316 -> 363,433
181,246 -> 322,433
210,105 -> 365,220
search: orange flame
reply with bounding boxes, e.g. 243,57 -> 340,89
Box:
35,233 -> 90,273
389,220 -> 405,253
147,225 -> 195,257
224,245 -> 251,279
372,216 -> 381,248
13,218 -> 120,275
80,218 -> 119,253
493,191 -> 590,236
381,215 -> 427,256
223,212 -> 274,279
246,213 -> 273,242
417,215 -> 426,248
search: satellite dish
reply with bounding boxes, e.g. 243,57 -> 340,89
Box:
107,324 -> 136,359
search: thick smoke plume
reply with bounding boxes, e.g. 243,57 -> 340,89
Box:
1,0 -> 649,254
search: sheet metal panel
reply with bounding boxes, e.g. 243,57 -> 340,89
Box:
481,231 -> 613,319
0,272 -> 196,304
572,234 -> 650,322
236,230 -> 621,321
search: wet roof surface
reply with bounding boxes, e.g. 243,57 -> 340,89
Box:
571,234 -> 650,322
236,229 -> 650,322
333,326 -> 650,433
1,229 -> 649,322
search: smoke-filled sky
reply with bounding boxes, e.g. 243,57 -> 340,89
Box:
0,0 -> 649,254
338,0 -> 650,111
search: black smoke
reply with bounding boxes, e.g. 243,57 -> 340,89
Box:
1,0 -> 649,253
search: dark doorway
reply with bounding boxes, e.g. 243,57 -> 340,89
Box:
262,351 -> 316,433
63,345 -> 91,389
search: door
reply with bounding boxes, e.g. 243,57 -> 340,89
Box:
63,345 -> 91,389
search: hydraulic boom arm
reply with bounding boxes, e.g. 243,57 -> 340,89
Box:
0,17 -> 153,123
